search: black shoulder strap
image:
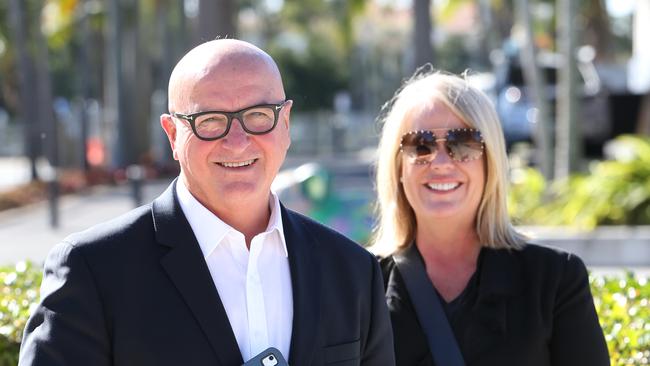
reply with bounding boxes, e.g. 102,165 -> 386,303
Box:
393,245 -> 466,366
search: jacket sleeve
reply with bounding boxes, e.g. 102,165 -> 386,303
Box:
361,254 -> 396,366
549,254 -> 610,366
18,241 -> 111,366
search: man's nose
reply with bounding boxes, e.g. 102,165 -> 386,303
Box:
221,118 -> 251,149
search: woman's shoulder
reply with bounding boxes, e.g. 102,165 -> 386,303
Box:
484,243 -> 590,289
488,242 -> 586,267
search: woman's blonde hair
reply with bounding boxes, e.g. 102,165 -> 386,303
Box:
370,69 -> 527,256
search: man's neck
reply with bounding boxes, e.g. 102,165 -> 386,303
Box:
207,195 -> 271,249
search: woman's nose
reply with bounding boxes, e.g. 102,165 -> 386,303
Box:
428,140 -> 453,165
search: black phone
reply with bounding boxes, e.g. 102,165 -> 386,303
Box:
242,347 -> 289,366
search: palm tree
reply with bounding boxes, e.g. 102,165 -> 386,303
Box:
413,0 -> 434,70
8,0 -> 40,181
555,0 -> 581,178
198,0 -> 237,42
514,0 -> 554,179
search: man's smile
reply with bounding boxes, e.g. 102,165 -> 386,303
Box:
217,158 -> 257,168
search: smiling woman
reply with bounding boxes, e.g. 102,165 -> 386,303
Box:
371,69 -> 610,366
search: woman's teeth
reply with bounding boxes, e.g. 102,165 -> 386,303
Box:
426,182 -> 460,191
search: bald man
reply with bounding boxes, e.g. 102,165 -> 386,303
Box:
18,39 -> 395,366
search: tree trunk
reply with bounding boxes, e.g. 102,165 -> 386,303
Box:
8,0 -> 40,181
78,0 -> 93,171
32,0 -> 59,227
555,0 -> 582,178
632,1 -> 650,134
104,0 -> 150,169
198,0 -> 237,42
105,0 -> 126,168
582,0 -> 614,62
636,93 -> 650,135
476,0 -> 499,67
514,0 -> 553,179
132,1 -> 152,166
413,0 -> 434,70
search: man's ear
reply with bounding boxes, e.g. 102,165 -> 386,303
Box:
160,114 -> 179,160
282,100 -> 293,130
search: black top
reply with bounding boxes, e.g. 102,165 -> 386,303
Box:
439,250 -> 481,324
380,243 -> 610,366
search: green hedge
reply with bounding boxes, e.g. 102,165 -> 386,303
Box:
593,272 -> 650,365
509,135 -> 650,228
0,261 -> 41,366
1,262 -> 648,365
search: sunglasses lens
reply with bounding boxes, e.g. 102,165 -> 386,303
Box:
401,131 -> 436,160
446,130 -> 484,161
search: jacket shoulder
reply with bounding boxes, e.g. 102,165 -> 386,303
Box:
516,243 -> 588,271
63,204 -> 153,250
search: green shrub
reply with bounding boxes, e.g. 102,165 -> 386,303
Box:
591,272 -> 650,365
508,165 -> 546,224
0,262 -> 648,364
0,261 -> 41,366
509,135 -> 650,228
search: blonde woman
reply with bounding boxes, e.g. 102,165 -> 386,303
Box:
372,70 -> 609,366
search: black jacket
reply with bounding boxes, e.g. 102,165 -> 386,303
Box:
19,180 -> 395,366
381,244 -> 609,366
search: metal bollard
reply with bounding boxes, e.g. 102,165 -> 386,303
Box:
126,164 -> 145,207
39,162 -> 59,228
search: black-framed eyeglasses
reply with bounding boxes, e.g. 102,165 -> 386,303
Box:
400,128 -> 485,164
172,100 -> 290,141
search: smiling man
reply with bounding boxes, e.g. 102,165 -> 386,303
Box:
19,39 -> 395,366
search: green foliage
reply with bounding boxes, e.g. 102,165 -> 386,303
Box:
269,33 -> 349,111
0,261 -> 42,366
435,35 -> 476,74
508,166 -> 546,224
509,135 -> 650,228
591,272 -> 650,365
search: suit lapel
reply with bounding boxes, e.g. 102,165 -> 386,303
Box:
153,181 -> 243,366
463,248 -> 522,364
282,206 -> 322,366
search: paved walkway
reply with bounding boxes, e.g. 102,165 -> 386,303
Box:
0,172 -> 648,275
0,179 -> 172,265
0,156 -> 41,191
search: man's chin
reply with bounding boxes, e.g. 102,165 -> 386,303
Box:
217,183 -> 266,202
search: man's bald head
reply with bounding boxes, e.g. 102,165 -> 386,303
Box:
167,39 -> 285,113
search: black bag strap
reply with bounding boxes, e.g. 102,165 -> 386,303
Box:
393,245 -> 466,366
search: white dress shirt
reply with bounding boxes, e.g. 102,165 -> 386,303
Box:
176,182 -> 293,362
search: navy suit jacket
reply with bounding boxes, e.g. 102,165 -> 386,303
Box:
19,181 -> 395,366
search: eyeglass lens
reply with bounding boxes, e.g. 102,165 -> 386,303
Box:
194,106 -> 277,139
400,129 -> 484,163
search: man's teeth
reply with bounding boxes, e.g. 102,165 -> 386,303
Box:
220,159 -> 255,168
426,182 -> 460,191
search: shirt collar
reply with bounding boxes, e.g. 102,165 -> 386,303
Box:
175,179 -> 288,258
